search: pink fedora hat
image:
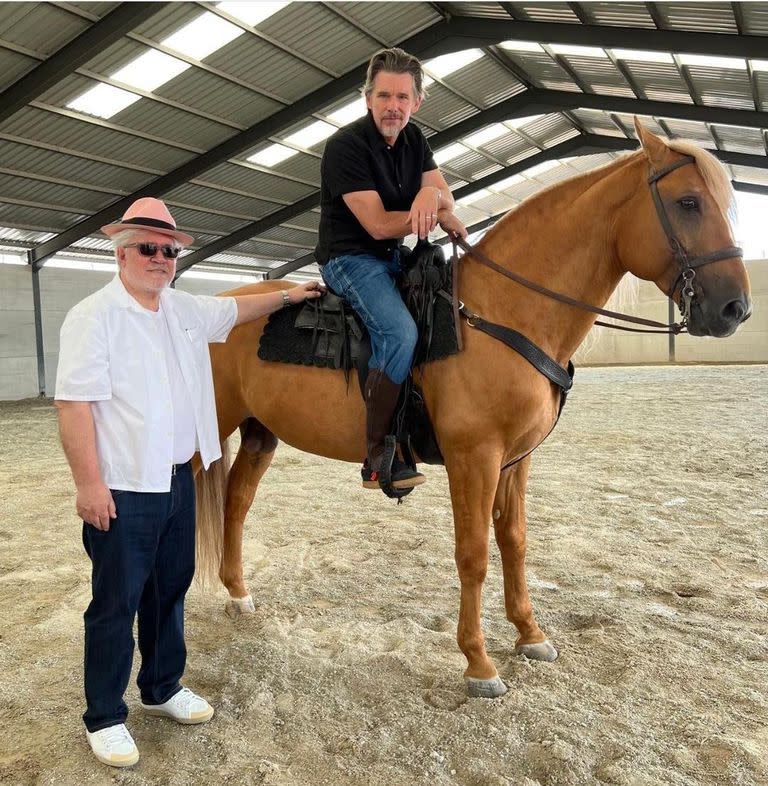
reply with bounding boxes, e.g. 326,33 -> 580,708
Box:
101,197 -> 194,246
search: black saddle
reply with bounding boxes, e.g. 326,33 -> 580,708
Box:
258,241 -> 461,465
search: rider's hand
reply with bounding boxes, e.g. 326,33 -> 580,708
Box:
288,280 -> 325,304
408,186 -> 441,239
77,482 -> 116,531
437,210 -> 468,240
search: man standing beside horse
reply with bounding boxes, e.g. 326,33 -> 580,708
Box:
55,197 -> 323,768
315,47 -> 468,492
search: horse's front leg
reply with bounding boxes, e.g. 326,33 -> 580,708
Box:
445,449 -> 508,698
493,455 -> 557,662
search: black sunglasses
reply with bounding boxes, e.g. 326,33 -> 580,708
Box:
123,242 -> 180,259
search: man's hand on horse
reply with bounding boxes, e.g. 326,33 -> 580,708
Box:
437,210 -> 468,240
76,482 -> 117,531
288,280 -> 326,304
409,186 -> 441,239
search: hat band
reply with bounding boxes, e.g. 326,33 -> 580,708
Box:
120,217 -> 178,232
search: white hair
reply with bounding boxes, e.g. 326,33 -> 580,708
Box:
110,229 -> 181,261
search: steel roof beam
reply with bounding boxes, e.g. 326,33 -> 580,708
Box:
0,3 -> 163,125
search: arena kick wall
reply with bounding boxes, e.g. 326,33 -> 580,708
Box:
0,259 -> 766,400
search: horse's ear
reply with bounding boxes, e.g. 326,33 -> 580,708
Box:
634,116 -> 671,170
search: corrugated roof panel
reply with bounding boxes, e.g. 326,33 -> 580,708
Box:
202,163 -> 317,203
0,141 -> 153,193
0,173 -> 114,213
543,127 -> 582,148
712,126 -> 766,155
564,152 -> 620,174
758,73 -> 768,112
169,206 -> 246,235
205,37 -> 329,103
78,37 -> 148,76
259,3 -> 375,74
689,68 -> 754,112
731,165 -> 768,185
465,192 -> 518,215
442,149 -> 497,182
0,3 -> 88,55
266,153 -> 322,185
416,86 -> 479,130
446,3 -> 509,20
643,87 -> 694,104
66,3 -> 120,16
740,3 -> 768,35
333,2 -> 441,41
659,119 -> 713,143
561,56 -> 634,96
157,69 -> 283,126
0,203 -> 84,232
258,226 -> 317,247
0,225 -> 53,245
522,114 -> 577,146
656,2 -> 738,34
570,108 -> 623,135
443,57 -> 527,109
0,49 -> 36,92
163,183 -> 277,220
480,132 -> 535,162
624,61 -> 689,97
0,107 -> 195,171
503,53 -> 577,88
509,3 -> 580,23
289,211 -> 321,232
507,145 -> 545,166
231,240 -> 299,261
578,2 -> 655,28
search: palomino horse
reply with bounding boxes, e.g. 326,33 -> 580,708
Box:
195,120 -> 751,698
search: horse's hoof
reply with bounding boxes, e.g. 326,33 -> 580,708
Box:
465,675 -> 508,698
515,639 -> 558,662
225,594 -> 255,617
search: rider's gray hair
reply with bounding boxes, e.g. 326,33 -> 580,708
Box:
363,47 -> 427,100
110,229 -> 180,261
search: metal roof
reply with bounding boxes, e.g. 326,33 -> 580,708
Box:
0,0 -> 765,279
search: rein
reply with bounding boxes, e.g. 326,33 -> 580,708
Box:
451,155 -> 742,335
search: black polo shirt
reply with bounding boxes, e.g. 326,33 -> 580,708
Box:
314,111 -> 437,265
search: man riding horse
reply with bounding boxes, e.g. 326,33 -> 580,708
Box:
316,47 -> 468,491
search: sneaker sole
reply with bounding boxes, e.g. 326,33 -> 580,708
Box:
362,475 -> 427,490
91,749 -> 139,768
141,704 -> 214,725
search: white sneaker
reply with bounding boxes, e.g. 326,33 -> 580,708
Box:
140,687 -> 214,725
85,723 -> 139,768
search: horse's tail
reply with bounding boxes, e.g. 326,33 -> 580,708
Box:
194,440 -> 231,586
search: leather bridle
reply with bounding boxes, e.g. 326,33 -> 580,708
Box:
453,155 -> 743,335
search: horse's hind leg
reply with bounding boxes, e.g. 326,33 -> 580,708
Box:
493,456 -> 557,662
220,417 -> 277,616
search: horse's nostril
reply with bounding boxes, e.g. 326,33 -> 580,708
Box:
722,298 -> 746,323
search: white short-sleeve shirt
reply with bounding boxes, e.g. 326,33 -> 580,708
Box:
55,275 -> 238,492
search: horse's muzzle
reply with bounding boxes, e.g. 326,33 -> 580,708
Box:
688,291 -> 752,337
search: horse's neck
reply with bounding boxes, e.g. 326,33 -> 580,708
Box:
458,155 -> 642,364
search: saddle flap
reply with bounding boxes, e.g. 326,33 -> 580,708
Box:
294,292 -> 345,333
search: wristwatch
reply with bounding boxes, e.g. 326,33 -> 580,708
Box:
281,290 -> 291,308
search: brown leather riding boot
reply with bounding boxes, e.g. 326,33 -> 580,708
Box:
362,369 -> 426,490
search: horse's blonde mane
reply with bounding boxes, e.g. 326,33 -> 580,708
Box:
666,138 -> 735,218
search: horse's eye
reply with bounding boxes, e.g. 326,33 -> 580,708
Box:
678,197 -> 699,212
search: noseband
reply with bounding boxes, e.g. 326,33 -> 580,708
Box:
648,155 -> 742,325
452,154 -> 743,334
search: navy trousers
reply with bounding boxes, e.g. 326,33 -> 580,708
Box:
81,463 -> 195,732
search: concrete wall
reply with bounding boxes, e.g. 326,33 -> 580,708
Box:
574,258 -> 767,365
1,259 -> 765,400
0,263 -> 241,400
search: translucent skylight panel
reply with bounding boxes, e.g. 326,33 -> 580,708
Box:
750,60 -> 768,72
217,1 -> 288,27
526,160 -> 561,176
248,143 -> 298,167
433,142 -> 469,164
111,49 -> 190,92
464,124 -> 509,148
612,48 -> 674,64
284,120 -> 336,148
549,44 -> 608,59
326,98 -> 367,125
163,11 -> 244,60
458,188 -> 492,205
506,114 -> 545,129
500,41 -> 545,53
423,49 -> 483,79
491,173 -> 526,191
678,54 -> 746,70
67,82 -> 140,119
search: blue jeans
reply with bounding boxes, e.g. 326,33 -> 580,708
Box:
321,252 -> 417,384
81,463 -> 195,732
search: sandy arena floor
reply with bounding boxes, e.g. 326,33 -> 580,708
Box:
0,365 -> 766,786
